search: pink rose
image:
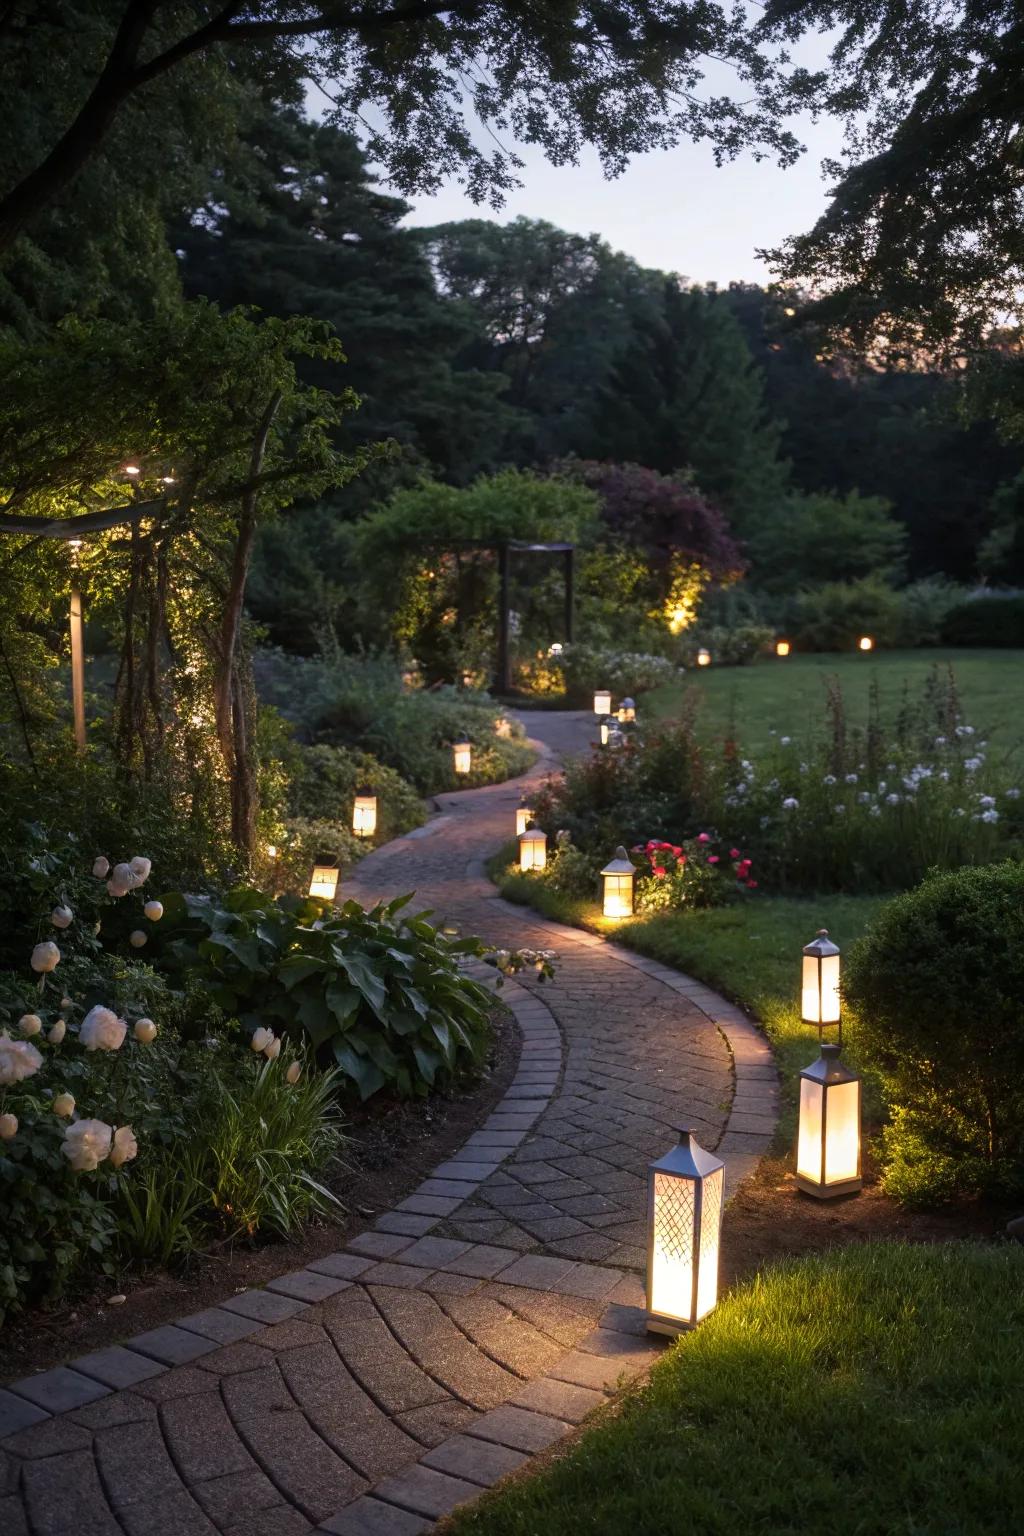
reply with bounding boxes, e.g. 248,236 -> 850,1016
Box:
730,848 -> 741,859
707,855 -> 720,864
697,833 -> 710,844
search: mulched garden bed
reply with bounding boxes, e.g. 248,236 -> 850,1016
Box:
0,1000 -> 519,1385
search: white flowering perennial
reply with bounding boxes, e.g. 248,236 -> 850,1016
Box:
30,941 -> 60,973
0,1034 -> 43,1086
80,1006 -> 127,1052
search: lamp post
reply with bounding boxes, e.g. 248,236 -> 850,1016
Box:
601,847 -> 635,918
593,688 -> 612,715
352,790 -> 377,839
516,798 -> 536,836
309,861 -> 340,901
452,740 -> 473,775
801,929 -> 841,1040
518,824 -> 547,872
796,1043 -> 862,1198
646,1128 -> 725,1335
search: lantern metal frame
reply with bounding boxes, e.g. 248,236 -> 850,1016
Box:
352,788 -> 378,839
606,723 -> 624,749
601,846 -> 636,919
308,860 -> 341,901
646,1128 -> 725,1336
517,823 -> 548,872
796,1043 -> 862,1199
801,928 -> 842,1040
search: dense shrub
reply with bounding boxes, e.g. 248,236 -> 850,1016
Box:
892,577 -> 968,647
791,577 -> 902,651
694,625 -> 773,666
557,644 -> 680,705
254,647 -> 533,792
288,744 -> 425,839
940,595 -> 1024,647
844,862 -> 1024,1203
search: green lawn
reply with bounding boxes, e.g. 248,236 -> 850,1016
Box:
445,1241 -> 1024,1536
645,648 -> 1024,764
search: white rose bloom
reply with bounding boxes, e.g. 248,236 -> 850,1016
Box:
264,1036 -> 282,1060
80,1006 -> 127,1052
845,773 -> 858,784
53,1092 -> 75,1118
30,941 -> 60,973
0,1112 -> 18,1140
251,1027 -> 273,1052
129,930 -> 147,948
18,1014 -> 42,1037
981,808 -> 1000,824
134,1018 -> 158,1044
0,1034 -> 44,1086
51,906 -> 73,929
106,878 -> 131,899
129,857 -> 151,883
286,1061 -> 302,1084
112,862 -> 136,890
60,996 -> 73,1009
62,1118 -> 113,1172
109,1125 -> 139,1169
143,900 -> 163,922
92,856 -> 110,878
47,1019 -> 66,1044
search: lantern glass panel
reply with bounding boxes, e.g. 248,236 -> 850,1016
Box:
519,831 -> 547,871
603,871 -> 634,919
453,742 -> 472,774
599,718 -> 611,745
649,1165 -> 723,1327
515,805 -> 534,836
697,648 -> 711,667
352,795 -> 377,838
776,639 -> 791,657
802,951 -> 840,1025
796,1076 -> 823,1185
309,865 -> 339,900
823,1079 -> 860,1184
593,688 -> 612,715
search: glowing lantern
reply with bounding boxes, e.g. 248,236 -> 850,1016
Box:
266,845 -> 278,860
516,799 -> 536,836
599,717 -> 613,746
796,1043 -> 862,1198
646,1129 -> 724,1335
593,688 -> 612,715
801,929 -> 841,1037
776,639 -> 791,657
857,635 -> 874,652
352,790 -> 378,839
601,847 -> 635,919
518,824 -> 547,872
618,697 -> 636,723
452,740 -> 472,775
696,648 -> 711,667
309,861 -> 340,901
607,723 -> 624,750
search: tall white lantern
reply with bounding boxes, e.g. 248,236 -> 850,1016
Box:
796,1043 -> 862,1198
515,799 -> 535,837
601,847 -> 635,919
646,1129 -> 724,1335
452,740 -> 472,775
801,928 -> 841,1036
593,688 -> 612,715
352,790 -> 377,839
309,861 -> 340,901
518,824 -> 547,872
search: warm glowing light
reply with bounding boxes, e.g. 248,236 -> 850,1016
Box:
646,1130 -> 724,1335
599,717 -> 612,746
858,635 -> 874,652
353,792 -> 377,839
516,801 -> 535,837
548,641 -> 564,657
801,929 -> 841,1032
124,464 -> 140,476
796,1044 -> 862,1198
696,648 -> 711,667
775,639 -> 791,657
518,825 -> 547,872
784,306 -> 797,317
267,845 -> 278,860
593,688 -> 612,716
618,697 -> 636,723
601,848 -> 635,919
452,740 -> 472,775
309,862 -> 340,901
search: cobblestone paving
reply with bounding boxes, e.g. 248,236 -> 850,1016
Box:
0,713 -> 776,1534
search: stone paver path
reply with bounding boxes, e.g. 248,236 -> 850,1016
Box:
0,713 -> 777,1535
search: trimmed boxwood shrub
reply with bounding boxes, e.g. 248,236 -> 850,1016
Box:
844,861 -> 1024,1204
940,596 -> 1024,647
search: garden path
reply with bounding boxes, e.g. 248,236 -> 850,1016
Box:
0,714 -> 776,1536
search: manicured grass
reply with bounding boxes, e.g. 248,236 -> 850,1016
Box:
445,1240 -> 1024,1536
497,859 -> 887,1143
644,648 -> 1024,764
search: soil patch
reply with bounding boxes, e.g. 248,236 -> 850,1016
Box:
0,1001 -> 519,1386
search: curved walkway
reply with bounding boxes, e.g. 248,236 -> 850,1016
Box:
0,714 -> 776,1536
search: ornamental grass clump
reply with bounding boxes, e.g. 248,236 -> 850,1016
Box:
844,861 -> 1024,1204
